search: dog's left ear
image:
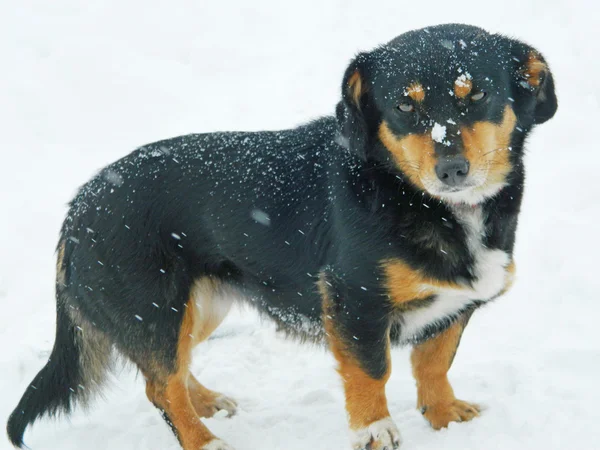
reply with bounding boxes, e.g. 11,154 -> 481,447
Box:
510,41 -> 558,126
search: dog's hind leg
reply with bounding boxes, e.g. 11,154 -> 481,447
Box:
142,278 -> 234,450
185,279 -> 237,419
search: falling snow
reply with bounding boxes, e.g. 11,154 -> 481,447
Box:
2,3 -> 599,450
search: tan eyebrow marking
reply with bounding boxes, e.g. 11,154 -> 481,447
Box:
454,74 -> 473,98
405,82 -> 425,103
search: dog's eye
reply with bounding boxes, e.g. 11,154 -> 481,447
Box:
471,91 -> 487,102
398,102 -> 415,113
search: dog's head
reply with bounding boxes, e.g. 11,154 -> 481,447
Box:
337,24 -> 557,204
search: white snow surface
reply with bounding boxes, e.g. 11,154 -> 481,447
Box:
1,1 -> 599,449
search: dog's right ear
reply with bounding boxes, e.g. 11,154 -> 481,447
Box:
509,41 -> 558,126
336,53 -> 371,160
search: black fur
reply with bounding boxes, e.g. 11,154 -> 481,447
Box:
6,303 -> 80,447
7,23 -> 557,447
7,292 -> 110,447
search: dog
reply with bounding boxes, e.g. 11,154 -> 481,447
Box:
7,23 -> 557,450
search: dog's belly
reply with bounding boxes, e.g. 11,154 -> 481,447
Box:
400,247 -> 512,341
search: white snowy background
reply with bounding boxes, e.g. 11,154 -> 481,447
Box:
1,1 -> 599,449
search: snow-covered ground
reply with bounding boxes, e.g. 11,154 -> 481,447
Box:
1,1 -> 599,449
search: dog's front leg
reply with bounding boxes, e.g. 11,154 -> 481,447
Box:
320,276 -> 401,450
411,312 -> 480,429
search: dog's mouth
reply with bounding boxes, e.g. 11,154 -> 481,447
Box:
420,171 -> 505,205
422,174 -> 484,194
434,184 -> 479,194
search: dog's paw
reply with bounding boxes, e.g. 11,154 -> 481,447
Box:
421,399 -> 480,429
212,395 -> 238,417
350,417 -> 402,450
192,392 -> 238,418
201,438 -> 235,450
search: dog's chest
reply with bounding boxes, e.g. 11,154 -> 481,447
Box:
399,205 -> 512,340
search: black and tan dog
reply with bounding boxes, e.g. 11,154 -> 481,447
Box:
7,24 -> 556,449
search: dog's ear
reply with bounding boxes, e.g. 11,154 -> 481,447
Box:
510,41 -> 557,126
337,53 -> 372,160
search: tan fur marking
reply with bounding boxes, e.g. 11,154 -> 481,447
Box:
319,277 -> 391,430
380,104 -> 518,200
188,375 -> 218,417
382,259 -> 461,305
506,261 -> 516,278
454,76 -> 473,98
187,278 -> 233,344
500,260 -> 516,295
144,279 -> 233,449
411,318 -> 479,429
523,52 -> 547,87
342,359 -> 390,430
187,374 -> 237,419
317,276 -> 329,301
348,70 -> 363,107
327,322 -> 391,429
461,106 -> 518,191
56,241 -> 66,286
406,82 -> 425,103
145,303 -> 216,449
64,307 -> 113,403
379,122 -> 436,190
146,376 -> 216,449
178,294 -> 202,366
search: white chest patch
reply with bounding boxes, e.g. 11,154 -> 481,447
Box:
400,205 -> 511,340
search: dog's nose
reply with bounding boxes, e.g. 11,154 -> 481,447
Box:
435,156 -> 470,186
